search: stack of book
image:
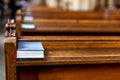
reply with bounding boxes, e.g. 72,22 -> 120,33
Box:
17,42 -> 44,59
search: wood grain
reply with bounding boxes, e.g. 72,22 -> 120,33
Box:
21,20 -> 120,33
12,6 -> 120,80
17,64 -> 120,80
16,36 -> 120,66
19,36 -> 120,41
23,6 -> 104,20
17,48 -> 120,66
4,37 -> 17,80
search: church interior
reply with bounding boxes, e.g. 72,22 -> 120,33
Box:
1,0 -> 120,80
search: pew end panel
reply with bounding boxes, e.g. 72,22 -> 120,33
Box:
4,37 -> 17,80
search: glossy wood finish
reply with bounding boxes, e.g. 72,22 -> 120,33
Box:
17,64 -> 120,80
4,37 -> 17,80
18,36 -> 120,49
23,6 -> 120,20
108,9 -> 120,20
17,48 -> 120,66
16,17 -> 22,36
19,36 -> 120,41
21,19 -> 120,36
15,6 -> 120,36
22,20 -> 120,33
17,36 -> 120,66
23,6 -> 104,20
23,6 -> 63,12
9,6 -> 120,80
5,35 -> 120,80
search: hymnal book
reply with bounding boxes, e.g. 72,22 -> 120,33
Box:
17,42 -> 44,59
24,12 -> 32,16
24,16 -> 34,21
21,23 -> 35,29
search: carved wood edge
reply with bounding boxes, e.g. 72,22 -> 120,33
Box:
4,19 -> 16,37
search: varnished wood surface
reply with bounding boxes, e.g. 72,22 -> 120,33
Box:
4,37 -> 17,80
17,48 -> 120,66
23,6 -> 63,12
5,36 -> 120,80
22,20 -> 120,33
21,19 -> 120,36
19,36 -> 120,41
23,6 -> 120,20
16,17 -> 22,36
16,36 -> 120,66
12,7 -> 120,80
108,9 -> 120,20
16,7 -> 120,36
31,11 -> 104,20
22,6 -> 104,20
33,19 -> 77,24
19,36 -> 120,49
17,64 -> 120,80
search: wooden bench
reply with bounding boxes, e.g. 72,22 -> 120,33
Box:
15,6 -> 120,36
16,18 -> 120,36
108,9 -> 120,20
22,6 -> 105,20
5,35 -> 120,80
23,6 -> 120,20
5,18 -> 120,80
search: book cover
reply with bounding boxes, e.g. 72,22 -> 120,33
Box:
17,42 -> 44,59
24,16 -> 34,21
21,23 -> 35,29
18,42 -> 44,51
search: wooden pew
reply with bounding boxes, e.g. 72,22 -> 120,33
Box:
15,7 -> 120,36
24,6 -> 120,20
22,6 -> 105,20
108,9 -> 120,20
31,11 -> 104,20
5,35 -> 120,80
32,19 -> 120,33
23,6 -> 120,20
5,19 -> 120,80
20,6 -> 120,21
16,19 -> 120,36
23,6 -> 64,12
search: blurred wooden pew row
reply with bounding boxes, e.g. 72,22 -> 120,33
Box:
5,19 -> 120,80
32,20 -> 120,33
23,6 -> 64,12
31,11 -> 104,20
22,6 -> 104,20
16,18 -> 120,36
108,10 -> 120,20
22,6 -> 120,20
5,35 -> 120,80
15,6 -> 120,36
